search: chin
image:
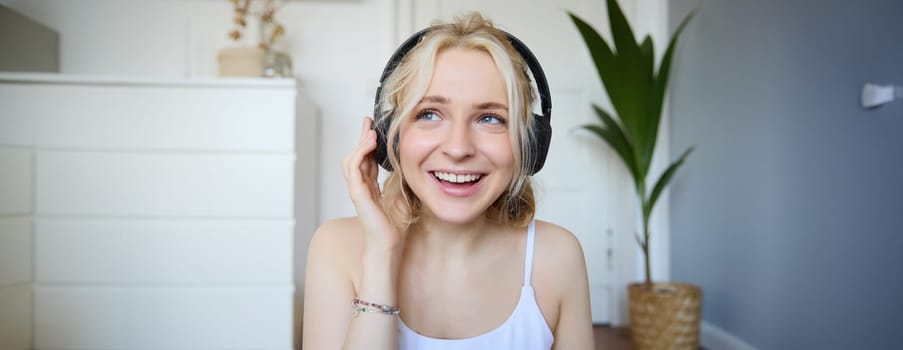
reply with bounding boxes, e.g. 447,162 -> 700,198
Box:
421,200 -> 494,225
408,172 -> 507,225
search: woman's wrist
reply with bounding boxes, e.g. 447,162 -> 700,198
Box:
362,244 -> 402,273
361,236 -> 403,269
363,234 -> 405,256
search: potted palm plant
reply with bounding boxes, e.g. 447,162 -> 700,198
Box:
569,1 -> 700,349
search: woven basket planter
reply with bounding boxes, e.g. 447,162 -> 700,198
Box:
628,282 -> 702,350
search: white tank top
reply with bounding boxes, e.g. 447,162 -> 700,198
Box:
397,220 -> 555,350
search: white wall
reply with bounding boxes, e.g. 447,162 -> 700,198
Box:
1,0 -> 397,226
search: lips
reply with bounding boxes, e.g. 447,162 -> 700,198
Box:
429,170 -> 486,197
432,171 -> 483,183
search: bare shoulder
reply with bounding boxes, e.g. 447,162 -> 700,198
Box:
307,217 -> 365,274
311,216 -> 364,246
532,220 -> 590,322
533,220 -> 586,268
533,220 -> 586,296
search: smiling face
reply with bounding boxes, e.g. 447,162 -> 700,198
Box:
397,47 -> 515,224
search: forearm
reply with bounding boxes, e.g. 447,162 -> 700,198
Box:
343,248 -> 402,350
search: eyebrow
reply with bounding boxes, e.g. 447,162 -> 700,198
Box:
475,101 -> 508,110
419,95 -> 508,110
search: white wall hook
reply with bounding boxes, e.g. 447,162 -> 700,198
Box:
862,83 -> 902,109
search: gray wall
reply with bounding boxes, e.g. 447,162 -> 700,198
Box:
0,4 -> 58,72
668,0 -> 903,349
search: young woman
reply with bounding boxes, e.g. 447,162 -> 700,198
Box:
303,13 -> 594,350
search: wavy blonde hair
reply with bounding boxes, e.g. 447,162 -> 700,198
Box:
375,12 -> 538,229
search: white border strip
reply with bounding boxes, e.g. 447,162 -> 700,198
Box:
0,72 -> 295,89
701,322 -> 758,350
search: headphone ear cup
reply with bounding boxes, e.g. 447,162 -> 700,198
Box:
530,113 -> 552,175
373,116 -> 393,171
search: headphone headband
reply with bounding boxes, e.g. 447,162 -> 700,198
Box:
373,25 -> 553,175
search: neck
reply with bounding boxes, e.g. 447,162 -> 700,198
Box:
404,214 -> 497,260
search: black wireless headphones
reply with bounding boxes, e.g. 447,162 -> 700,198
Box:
373,25 -> 552,175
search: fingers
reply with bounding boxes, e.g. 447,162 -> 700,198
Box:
359,116 -> 373,141
343,117 -> 379,204
344,117 -> 376,169
352,118 -> 377,170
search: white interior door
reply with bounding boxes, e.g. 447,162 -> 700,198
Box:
395,0 -> 650,325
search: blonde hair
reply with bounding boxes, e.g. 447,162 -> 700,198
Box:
375,12 -> 538,229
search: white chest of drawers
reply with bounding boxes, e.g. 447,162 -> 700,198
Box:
0,73 -> 315,350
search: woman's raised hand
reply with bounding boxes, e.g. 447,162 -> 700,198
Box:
342,117 -> 405,251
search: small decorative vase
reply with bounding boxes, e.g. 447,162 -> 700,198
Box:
628,282 -> 703,350
217,46 -> 265,77
262,50 -> 293,78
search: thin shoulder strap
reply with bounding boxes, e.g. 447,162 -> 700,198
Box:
524,220 -> 537,286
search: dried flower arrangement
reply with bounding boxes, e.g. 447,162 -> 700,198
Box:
228,0 -> 286,50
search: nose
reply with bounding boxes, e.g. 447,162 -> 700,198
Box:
440,120 -> 475,161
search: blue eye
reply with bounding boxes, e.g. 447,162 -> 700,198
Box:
478,114 -> 505,124
416,109 -> 441,121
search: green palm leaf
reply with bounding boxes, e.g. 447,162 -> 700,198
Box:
644,147 -> 694,219
645,11 -> 696,169
580,104 -> 640,181
639,35 -> 655,81
603,0 -> 650,159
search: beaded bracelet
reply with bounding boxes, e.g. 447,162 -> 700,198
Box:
351,298 -> 400,317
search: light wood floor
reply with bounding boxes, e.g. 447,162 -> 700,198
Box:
594,326 -> 633,350
594,326 -> 705,350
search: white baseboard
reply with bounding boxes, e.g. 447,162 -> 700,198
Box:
701,321 -> 757,350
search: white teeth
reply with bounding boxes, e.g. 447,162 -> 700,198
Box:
433,171 -> 482,183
